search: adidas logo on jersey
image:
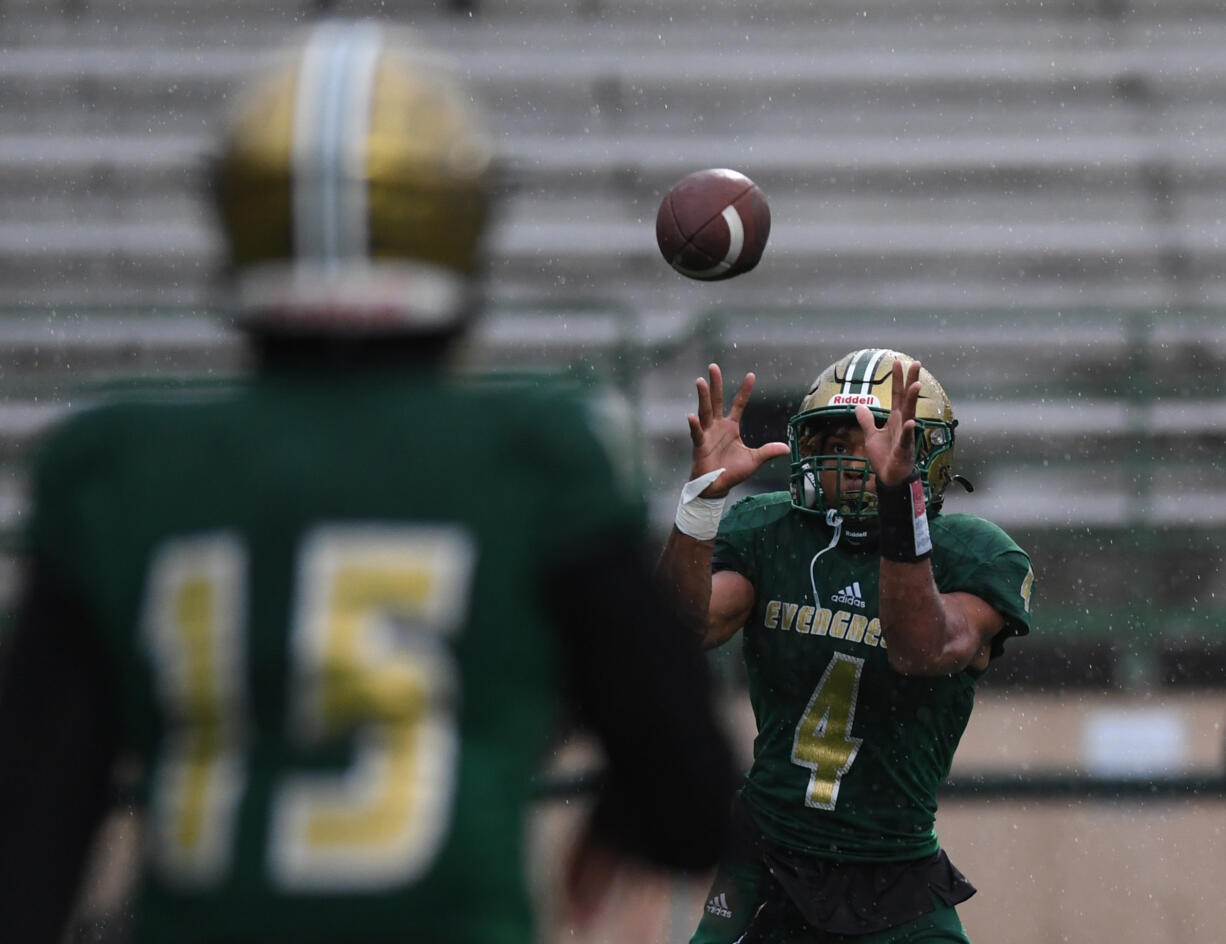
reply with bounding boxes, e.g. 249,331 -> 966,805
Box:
830,582 -> 866,609
706,892 -> 733,919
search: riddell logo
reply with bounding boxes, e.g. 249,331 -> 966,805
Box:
830,394 -> 880,406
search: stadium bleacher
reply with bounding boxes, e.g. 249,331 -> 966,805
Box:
4,0 -> 1226,683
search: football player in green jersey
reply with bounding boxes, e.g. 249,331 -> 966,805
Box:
0,21 -> 735,944
659,350 -> 1035,943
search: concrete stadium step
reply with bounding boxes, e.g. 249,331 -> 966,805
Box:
1,130 -> 1195,223
0,310 -> 244,394
0,395 -> 1216,539
0,305 -> 1219,542
0,214 -> 1192,311
0,134 -> 210,223
0,222 -> 218,308
2,7 -> 1225,309
6,0 -> 1226,31
500,133 -> 1196,199
695,308 -> 1226,394
5,18 -> 1225,70
7,23 -> 1226,135
3,306 -> 1214,411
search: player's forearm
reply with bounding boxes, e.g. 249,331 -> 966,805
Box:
549,540 -> 736,872
873,469 -> 965,673
656,527 -> 717,638
0,563 -> 118,940
878,561 -> 975,675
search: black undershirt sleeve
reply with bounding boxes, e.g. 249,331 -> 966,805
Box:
544,537 -> 737,872
0,561 -> 120,943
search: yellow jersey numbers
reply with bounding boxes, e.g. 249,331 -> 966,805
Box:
1019,565 -> 1035,613
789,653 -> 865,810
143,533 -> 247,886
142,525 -> 475,891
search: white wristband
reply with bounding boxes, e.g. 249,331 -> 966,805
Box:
674,468 -> 727,541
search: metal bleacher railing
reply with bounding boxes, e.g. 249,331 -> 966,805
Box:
493,302 -> 1226,691
3,302 -> 1226,691
684,306 -> 1226,689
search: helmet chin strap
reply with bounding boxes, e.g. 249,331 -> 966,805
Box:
809,510 -> 844,607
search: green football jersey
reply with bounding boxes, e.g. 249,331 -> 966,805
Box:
713,492 -> 1034,863
25,366 -> 645,944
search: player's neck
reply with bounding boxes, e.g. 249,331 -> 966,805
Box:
252,332 -> 458,372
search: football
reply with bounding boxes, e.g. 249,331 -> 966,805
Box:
655,168 -> 771,281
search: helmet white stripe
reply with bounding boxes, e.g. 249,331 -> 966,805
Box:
857,349 -> 888,394
839,349 -> 864,394
842,348 -> 888,395
292,21 -> 381,268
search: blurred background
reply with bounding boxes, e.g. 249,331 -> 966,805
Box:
5,0 -> 1226,941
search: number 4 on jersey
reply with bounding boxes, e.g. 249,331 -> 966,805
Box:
790,653 -> 865,810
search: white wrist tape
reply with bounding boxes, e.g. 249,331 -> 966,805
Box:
674,468 -> 727,541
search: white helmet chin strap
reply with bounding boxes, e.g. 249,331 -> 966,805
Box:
808,509 -> 844,607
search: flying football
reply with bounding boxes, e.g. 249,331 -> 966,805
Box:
655,168 -> 771,281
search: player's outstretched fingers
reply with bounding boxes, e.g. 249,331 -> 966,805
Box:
687,412 -> 704,446
695,374 -> 713,429
707,363 -> 725,418
902,361 -> 922,419
853,403 -> 875,437
726,371 -> 756,424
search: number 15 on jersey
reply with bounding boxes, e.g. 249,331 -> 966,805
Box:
142,524 -> 475,891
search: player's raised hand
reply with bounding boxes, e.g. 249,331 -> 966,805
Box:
688,363 -> 789,497
854,358 -> 921,487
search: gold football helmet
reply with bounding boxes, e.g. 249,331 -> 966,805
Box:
213,20 -> 496,334
788,349 -> 959,521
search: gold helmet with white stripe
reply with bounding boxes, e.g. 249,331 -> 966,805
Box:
788,349 -> 959,521
213,20 -> 496,334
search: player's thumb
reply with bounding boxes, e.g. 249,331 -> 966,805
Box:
754,441 -> 790,465
853,404 -> 878,434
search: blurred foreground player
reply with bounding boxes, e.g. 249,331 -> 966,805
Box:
659,352 -> 1034,943
0,21 -> 734,943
